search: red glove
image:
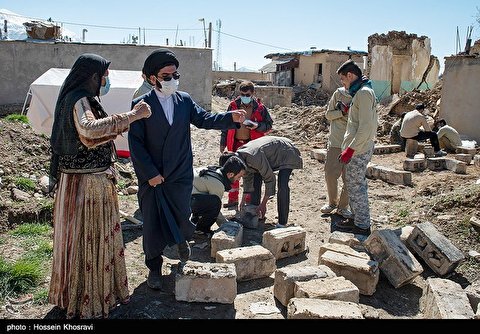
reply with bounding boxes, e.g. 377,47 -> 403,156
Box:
339,147 -> 355,164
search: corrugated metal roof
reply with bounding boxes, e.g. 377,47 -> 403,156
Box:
259,58 -> 294,72
265,49 -> 367,59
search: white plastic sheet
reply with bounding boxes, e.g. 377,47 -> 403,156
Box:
25,68 -> 144,154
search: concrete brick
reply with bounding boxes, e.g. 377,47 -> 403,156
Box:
294,276 -> 359,303
216,245 -> 276,281
311,149 -> 327,162
454,153 -> 473,164
464,281 -> 480,313
422,145 -> 434,158
470,216 -> 480,229
318,243 -> 370,262
210,221 -> 243,258
444,158 -> 467,174
373,144 -> 402,155
474,155 -> 480,167
287,298 -> 363,319
365,230 -> 423,288
274,265 -> 336,307
262,226 -> 306,260
393,225 -> 414,245
456,146 -> 477,155
319,250 -> 379,295
422,278 -> 474,319
403,158 -> 426,172
328,231 -> 367,251
426,157 -> 446,171
175,261 -> 237,304
366,164 -> 412,186
407,222 -> 465,276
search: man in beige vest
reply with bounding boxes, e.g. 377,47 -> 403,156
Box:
321,87 -> 353,219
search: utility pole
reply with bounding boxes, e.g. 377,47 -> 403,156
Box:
208,22 -> 212,48
216,19 -> 222,70
199,18 -> 207,48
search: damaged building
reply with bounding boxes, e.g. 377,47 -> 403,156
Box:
262,49 -> 367,93
440,39 -> 480,145
367,31 -> 440,100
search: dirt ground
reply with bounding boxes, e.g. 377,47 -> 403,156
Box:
0,95 -> 479,320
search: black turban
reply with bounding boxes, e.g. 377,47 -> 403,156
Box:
143,48 -> 179,77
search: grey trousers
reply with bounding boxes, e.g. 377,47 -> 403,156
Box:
345,146 -> 373,229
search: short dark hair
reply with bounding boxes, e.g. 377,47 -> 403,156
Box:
436,118 -> 447,127
337,60 -> 362,77
239,80 -> 254,92
415,103 -> 425,110
219,152 -> 237,167
222,155 -> 246,175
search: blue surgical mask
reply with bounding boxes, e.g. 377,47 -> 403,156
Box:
240,96 -> 252,104
100,76 -> 110,96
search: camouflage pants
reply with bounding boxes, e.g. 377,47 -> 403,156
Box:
345,147 -> 373,229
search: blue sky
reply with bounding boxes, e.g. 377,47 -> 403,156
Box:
2,0 -> 479,72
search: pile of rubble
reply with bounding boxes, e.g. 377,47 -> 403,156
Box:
291,86 -> 330,107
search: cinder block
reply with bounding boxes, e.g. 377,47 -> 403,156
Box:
274,265 -> 336,307
403,158 -> 426,172
175,261 -> 237,304
393,225 -> 415,245
311,149 -> 327,162
328,231 -> 367,251
422,278 -> 474,319
444,158 -> 467,174
422,145 -> 435,158
294,276 -> 359,303
454,153 -> 473,164
262,226 -> 306,260
211,221 -> 243,258
474,155 -> 480,167
365,230 -> 423,288
464,281 -> 480,313
427,157 -> 446,171
456,147 -> 477,155
216,245 -> 276,281
373,144 -> 402,155
287,298 -> 363,319
366,164 -> 412,186
407,222 -> 465,276
319,250 -> 379,295
318,243 -> 370,263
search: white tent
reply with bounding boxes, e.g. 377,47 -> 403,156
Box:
24,68 -> 144,156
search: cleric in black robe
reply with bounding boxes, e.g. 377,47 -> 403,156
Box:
128,49 -> 246,289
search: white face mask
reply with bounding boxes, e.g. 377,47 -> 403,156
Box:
156,78 -> 179,96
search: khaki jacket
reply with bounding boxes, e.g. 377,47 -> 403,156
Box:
342,86 -> 378,155
326,88 -> 351,148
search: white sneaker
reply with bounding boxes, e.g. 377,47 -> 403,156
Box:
434,150 -> 447,157
336,208 -> 354,219
320,204 -> 337,214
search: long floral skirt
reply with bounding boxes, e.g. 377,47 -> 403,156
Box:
48,173 -> 129,319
